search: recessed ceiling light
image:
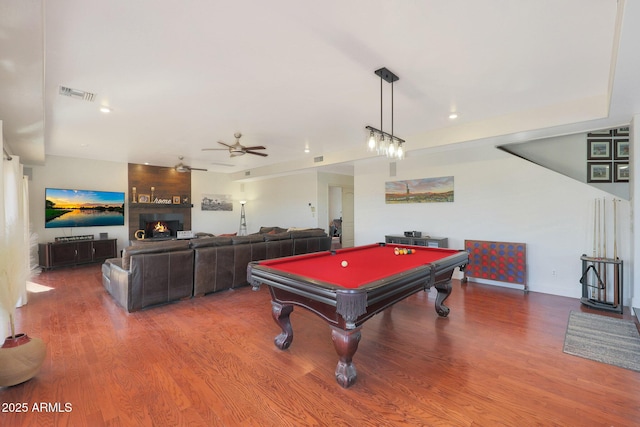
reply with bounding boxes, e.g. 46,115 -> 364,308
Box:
100,106 -> 111,113
304,147 -> 310,153
449,112 -> 458,119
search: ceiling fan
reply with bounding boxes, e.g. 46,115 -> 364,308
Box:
174,156 -> 207,173
202,132 -> 268,157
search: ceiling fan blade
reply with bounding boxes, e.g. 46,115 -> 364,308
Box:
242,145 -> 266,150
245,150 -> 268,157
189,167 -> 208,171
217,141 -> 233,148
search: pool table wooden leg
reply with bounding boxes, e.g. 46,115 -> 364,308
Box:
330,326 -> 362,388
434,281 -> 452,317
271,302 -> 294,350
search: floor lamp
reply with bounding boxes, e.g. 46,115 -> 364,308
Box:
239,201 -> 247,236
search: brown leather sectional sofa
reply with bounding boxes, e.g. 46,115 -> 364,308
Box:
101,227 -> 331,312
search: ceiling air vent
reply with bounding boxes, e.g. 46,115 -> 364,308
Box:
314,156 -> 324,163
58,85 -> 96,102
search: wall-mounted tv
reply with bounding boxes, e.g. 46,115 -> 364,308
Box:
45,188 -> 125,228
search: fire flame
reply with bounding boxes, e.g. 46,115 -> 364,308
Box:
154,221 -> 168,232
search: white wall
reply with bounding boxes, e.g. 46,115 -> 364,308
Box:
354,144 -> 631,300
191,171 -> 243,235
242,172 -> 320,233
29,156 -> 129,252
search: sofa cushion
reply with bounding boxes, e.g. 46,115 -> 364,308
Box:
263,231 -> 291,241
289,228 -> 327,239
232,235 -> 265,245
195,232 -> 214,238
259,226 -> 288,234
121,240 -> 191,270
190,236 -> 233,249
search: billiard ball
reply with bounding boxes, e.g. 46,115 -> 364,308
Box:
341,260 -> 348,267
394,247 -> 400,255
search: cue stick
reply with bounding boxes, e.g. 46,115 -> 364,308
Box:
593,198 -> 597,257
603,197 -> 607,302
613,198 -> 619,306
597,198 -> 602,300
592,198 -> 597,299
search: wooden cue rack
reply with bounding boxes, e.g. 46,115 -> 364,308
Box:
579,255 -> 623,314
581,197 -> 623,314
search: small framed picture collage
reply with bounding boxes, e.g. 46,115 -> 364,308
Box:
586,127 -> 629,183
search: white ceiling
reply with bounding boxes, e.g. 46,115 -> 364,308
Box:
2,0 -> 639,178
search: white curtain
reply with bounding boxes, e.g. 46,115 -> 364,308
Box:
17,173 -> 30,307
0,152 -> 29,338
0,145 -> 4,338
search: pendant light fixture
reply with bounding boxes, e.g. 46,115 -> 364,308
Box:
365,67 -> 405,160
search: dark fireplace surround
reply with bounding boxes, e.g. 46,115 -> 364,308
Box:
128,163 -> 192,243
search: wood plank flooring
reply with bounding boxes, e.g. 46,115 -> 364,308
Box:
2,264 -> 639,426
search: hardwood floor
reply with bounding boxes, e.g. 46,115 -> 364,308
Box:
2,264 -> 639,426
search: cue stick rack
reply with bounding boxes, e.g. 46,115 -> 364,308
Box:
580,197 -> 623,314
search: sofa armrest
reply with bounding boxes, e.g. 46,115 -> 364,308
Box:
104,260 -> 132,311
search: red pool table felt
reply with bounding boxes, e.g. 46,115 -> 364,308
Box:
257,244 -> 462,289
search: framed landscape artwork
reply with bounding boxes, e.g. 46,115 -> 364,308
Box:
385,176 -> 454,204
614,139 -> 629,160
614,163 -> 629,182
587,139 -> 612,160
587,163 -> 611,183
201,194 -> 233,211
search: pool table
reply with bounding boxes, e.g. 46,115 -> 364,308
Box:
247,242 -> 469,388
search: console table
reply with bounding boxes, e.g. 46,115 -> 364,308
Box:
385,234 -> 448,248
39,238 -> 117,270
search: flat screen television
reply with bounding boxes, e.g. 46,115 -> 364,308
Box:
45,188 -> 125,228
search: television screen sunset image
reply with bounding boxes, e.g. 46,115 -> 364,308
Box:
45,188 -> 125,228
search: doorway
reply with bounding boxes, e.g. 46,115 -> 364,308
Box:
329,185 -> 354,248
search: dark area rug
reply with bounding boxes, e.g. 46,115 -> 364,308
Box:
563,311 -> 640,372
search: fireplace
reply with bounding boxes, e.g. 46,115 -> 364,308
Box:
139,213 -> 184,240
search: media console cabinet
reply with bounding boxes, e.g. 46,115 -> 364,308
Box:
385,234 -> 448,248
39,238 -> 117,270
